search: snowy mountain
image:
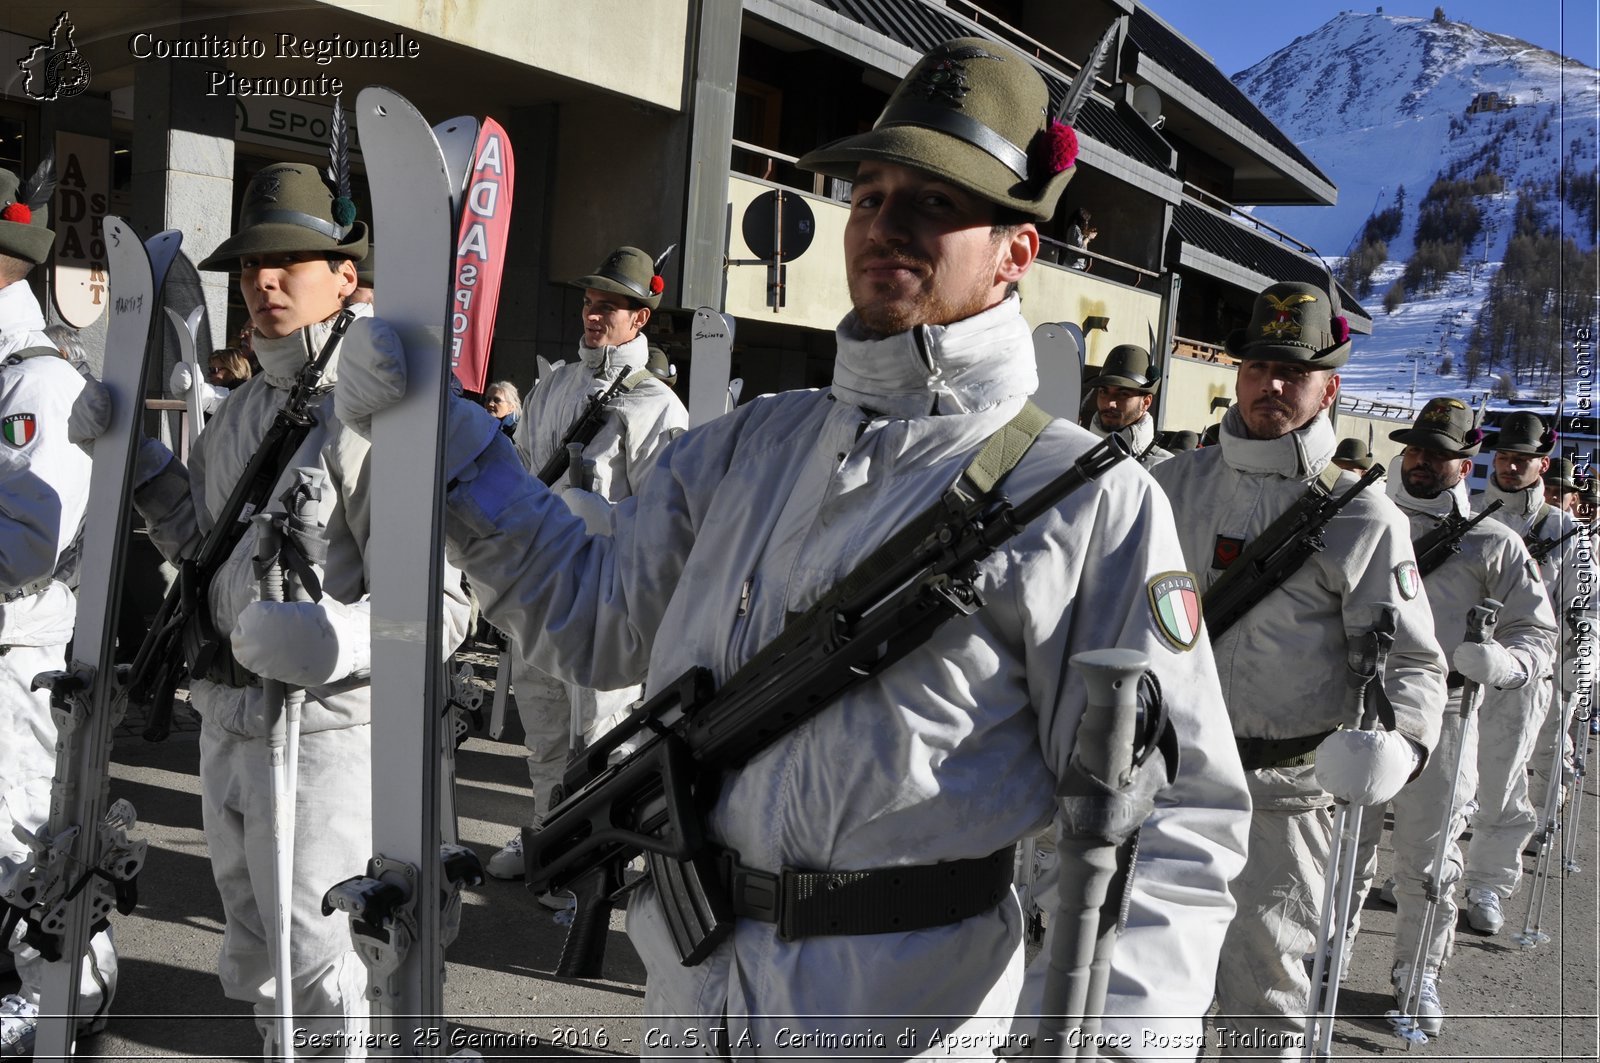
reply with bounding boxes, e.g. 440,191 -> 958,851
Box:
1229,12 -> 1599,413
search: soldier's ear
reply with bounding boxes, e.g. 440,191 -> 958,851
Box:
993,223 -> 1038,287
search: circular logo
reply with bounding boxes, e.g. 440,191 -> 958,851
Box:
46,50 -> 92,99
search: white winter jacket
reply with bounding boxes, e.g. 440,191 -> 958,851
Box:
447,297 -> 1250,1056
1388,475 -> 1556,670
513,333 -> 687,503
1479,478 -> 1597,675
1151,408 -> 1447,769
136,306 -> 472,737
0,279 -> 88,643
1088,411 -> 1171,468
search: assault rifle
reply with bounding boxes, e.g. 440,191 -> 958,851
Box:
131,310 -> 354,741
1412,500 -> 1504,577
1527,524 -> 1583,564
533,371 -> 636,486
1202,464 -> 1384,641
521,433 -> 1131,978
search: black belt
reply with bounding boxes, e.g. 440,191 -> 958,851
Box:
1236,731 -> 1334,771
3,577 -> 53,603
713,844 -> 1015,941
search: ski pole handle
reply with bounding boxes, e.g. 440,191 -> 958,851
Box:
1071,649 -> 1150,787
1457,598 -> 1502,719
1348,607 -> 1397,731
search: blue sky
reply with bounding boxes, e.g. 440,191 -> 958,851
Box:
1143,1 -> 1599,76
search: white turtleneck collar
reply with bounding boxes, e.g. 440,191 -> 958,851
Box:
1218,405 -> 1335,478
1481,474 -> 1543,522
1089,411 -> 1155,455
830,295 -> 1038,419
577,333 -> 648,376
252,301 -> 372,389
1387,469 -> 1471,519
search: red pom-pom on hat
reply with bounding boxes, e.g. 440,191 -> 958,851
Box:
0,203 -> 30,224
649,274 -> 664,295
1041,121 -> 1078,175
1332,315 -> 1350,344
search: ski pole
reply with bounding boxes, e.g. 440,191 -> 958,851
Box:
487,628 -> 512,740
1513,691 -> 1572,948
1305,607 -> 1396,1060
1034,649 -> 1166,1059
1565,706 -> 1594,874
1390,597 -> 1500,1046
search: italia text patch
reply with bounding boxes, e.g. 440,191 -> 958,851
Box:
2,413 -> 36,447
1212,535 -> 1244,570
1394,560 -> 1421,600
1148,571 -> 1201,651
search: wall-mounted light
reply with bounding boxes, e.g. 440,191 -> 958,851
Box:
1083,315 -> 1110,333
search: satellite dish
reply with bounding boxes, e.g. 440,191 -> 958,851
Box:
1130,84 -> 1164,128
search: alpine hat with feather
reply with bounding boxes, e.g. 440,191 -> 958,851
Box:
1227,281 -> 1353,369
1491,410 -> 1555,456
1389,396 -> 1483,457
199,162 -> 368,271
0,157 -> 58,265
797,30 -> 1116,221
571,245 -> 671,311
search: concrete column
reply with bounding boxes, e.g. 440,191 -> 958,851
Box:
680,0 -> 743,310
132,56 -> 233,358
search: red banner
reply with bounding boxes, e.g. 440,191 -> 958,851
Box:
450,118 -> 513,394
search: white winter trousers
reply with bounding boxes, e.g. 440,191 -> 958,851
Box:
198,715 -> 373,1057
509,647 -> 636,816
1462,677 -> 1553,899
0,641 -> 117,1018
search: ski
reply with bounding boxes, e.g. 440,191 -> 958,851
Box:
1031,321 -> 1084,422
688,307 -> 734,427
26,218 -> 180,1057
318,87 -> 478,1059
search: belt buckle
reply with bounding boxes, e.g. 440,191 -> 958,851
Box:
719,848 -> 786,936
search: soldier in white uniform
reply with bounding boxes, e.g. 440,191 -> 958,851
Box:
80,163 -> 471,1056
339,36 -> 1252,1057
1084,344 -> 1171,468
1344,398 -> 1555,1034
0,163 -> 116,1058
487,246 -> 689,886
1462,411 -> 1595,932
1150,282 -> 1447,1059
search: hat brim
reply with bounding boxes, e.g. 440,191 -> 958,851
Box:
1388,426 -> 1479,457
798,124 -> 1073,223
569,274 -> 661,310
1492,441 -> 1551,456
198,220 -> 368,272
0,220 -> 55,265
1225,328 -> 1352,369
1085,373 -> 1155,393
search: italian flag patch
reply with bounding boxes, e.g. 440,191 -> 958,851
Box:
1147,571 -> 1201,651
2,413 -> 36,447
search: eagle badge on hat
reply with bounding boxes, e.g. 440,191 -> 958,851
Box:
1262,291 -> 1316,341
1147,571 -> 1201,651
914,47 -> 1000,105
2,413 -> 37,447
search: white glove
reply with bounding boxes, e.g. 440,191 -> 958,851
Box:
67,377 -> 112,450
333,316 -> 407,438
169,362 -> 194,395
1315,729 -> 1420,805
231,597 -> 371,687
1453,640 -> 1523,689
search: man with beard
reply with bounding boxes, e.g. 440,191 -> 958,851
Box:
1084,345 -> 1171,468
1151,282 -> 1446,1059
1344,398 -> 1554,1035
1460,411 -> 1594,933
338,36 -> 1251,1056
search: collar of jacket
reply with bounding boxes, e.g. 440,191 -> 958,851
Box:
0,277 -> 49,357
254,301 -> 373,388
830,295 -> 1038,419
1218,405 -> 1334,479
1089,411 -> 1155,454
1480,476 -> 1541,522
577,333 -> 648,376
1387,468 -> 1470,519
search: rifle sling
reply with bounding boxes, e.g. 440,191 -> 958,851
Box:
1202,462 -> 1346,620
735,401 -> 1054,681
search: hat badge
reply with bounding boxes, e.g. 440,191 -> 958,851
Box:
1262,291 -> 1316,340
252,170 -> 284,204
914,46 -> 1001,106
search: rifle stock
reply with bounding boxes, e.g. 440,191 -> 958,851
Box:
534,373 -> 632,486
523,433 -> 1130,975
